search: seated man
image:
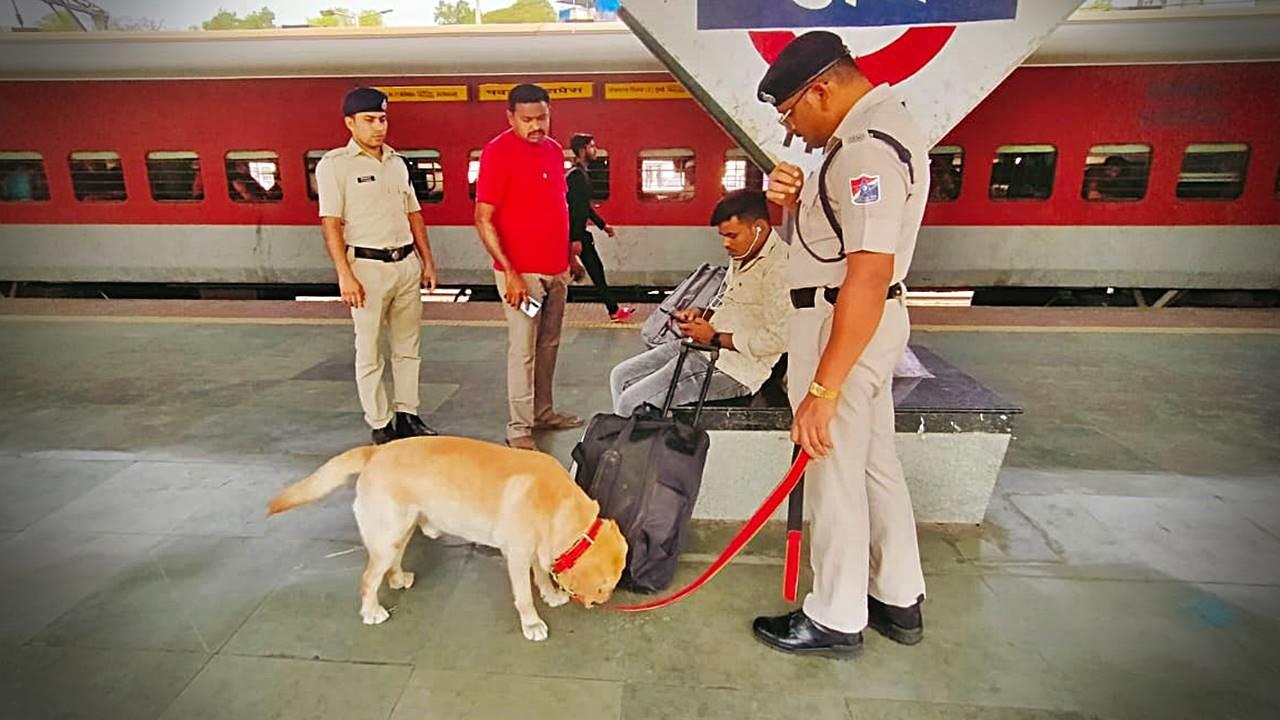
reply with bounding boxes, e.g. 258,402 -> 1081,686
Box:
610,189 -> 789,416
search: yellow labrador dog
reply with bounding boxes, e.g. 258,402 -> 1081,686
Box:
267,436 -> 627,641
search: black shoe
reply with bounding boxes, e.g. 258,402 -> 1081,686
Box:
395,412 -> 438,438
751,609 -> 863,658
868,594 -> 924,646
371,421 -> 397,445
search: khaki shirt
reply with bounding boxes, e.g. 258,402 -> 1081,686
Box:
786,84 -> 929,289
709,230 -> 790,393
316,138 -> 421,249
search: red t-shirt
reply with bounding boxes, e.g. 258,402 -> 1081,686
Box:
477,129 -> 570,275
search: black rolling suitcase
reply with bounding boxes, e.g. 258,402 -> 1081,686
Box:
570,340 -> 719,592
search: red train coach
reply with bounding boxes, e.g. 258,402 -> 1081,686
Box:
0,16 -> 1277,295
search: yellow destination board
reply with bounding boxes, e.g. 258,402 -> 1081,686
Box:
375,85 -> 469,103
478,82 -> 594,102
604,82 -> 692,101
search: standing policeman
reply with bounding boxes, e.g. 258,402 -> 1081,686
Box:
316,87 -> 440,445
752,32 -> 928,657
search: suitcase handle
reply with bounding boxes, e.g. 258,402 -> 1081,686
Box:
659,339 -> 720,426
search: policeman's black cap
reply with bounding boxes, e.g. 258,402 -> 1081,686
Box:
757,31 -> 851,107
343,87 -> 388,116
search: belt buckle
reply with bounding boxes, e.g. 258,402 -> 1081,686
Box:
388,247 -> 402,261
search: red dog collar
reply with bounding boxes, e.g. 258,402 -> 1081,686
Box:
552,517 -> 603,576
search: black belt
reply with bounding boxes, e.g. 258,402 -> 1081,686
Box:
790,282 -> 903,309
352,244 -> 415,262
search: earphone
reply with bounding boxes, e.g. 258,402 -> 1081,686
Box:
731,225 -> 766,260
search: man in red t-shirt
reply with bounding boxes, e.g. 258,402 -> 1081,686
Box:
474,84 -> 583,450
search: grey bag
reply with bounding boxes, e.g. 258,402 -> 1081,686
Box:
640,263 -> 726,348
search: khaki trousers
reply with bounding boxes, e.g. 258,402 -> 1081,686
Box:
786,293 -> 926,633
349,249 -> 422,429
494,270 -> 569,441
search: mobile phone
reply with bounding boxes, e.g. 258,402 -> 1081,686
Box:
520,297 -> 542,318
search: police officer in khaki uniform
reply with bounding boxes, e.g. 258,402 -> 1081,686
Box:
751,32 -> 928,657
316,87 -> 440,445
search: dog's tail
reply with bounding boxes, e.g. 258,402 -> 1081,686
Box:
267,445 -> 376,516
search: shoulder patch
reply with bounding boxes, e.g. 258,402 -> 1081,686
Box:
849,175 -> 880,206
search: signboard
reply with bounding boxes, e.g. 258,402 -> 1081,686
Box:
375,85 -> 468,103
478,82 -> 594,101
605,82 -> 693,100
697,0 -> 1020,30
618,0 -> 1080,172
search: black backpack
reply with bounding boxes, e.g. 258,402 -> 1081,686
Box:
570,341 -> 718,592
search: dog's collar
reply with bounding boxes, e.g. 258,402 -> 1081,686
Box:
552,517 -> 603,576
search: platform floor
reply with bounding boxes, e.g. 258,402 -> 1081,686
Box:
0,300 -> 1277,720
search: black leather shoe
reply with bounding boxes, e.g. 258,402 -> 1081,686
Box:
371,421 -> 397,445
752,609 -> 863,658
868,594 -> 924,646
395,412 -> 438,437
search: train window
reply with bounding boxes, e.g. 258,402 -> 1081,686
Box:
0,152 -> 50,202
225,150 -> 283,203
928,146 -> 963,202
69,151 -> 127,202
304,150 -> 326,201
990,145 -> 1056,201
722,149 -> 765,193
468,150 -> 482,200
639,148 -> 696,201
1177,143 -> 1249,200
1082,145 -> 1151,202
401,150 -> 444,204
564,148 -> 611,200
147,151 -> 204,203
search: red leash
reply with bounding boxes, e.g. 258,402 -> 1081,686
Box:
612,451 -> 811,613
783,444 -> 805,603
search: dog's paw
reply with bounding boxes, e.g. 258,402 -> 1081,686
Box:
388,571 -> 415,590
521,618 -> 549,642
361,605 -> 390,625
540,586 -> 570,608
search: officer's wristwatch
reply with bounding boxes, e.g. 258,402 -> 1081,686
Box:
709,332 -> 723,349
808,381 -> 839,400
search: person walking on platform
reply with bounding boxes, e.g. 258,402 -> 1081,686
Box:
751,32 -> 929,657
567,133 -> 634,323
316,87 -> 440,445
474,83 -> 583,451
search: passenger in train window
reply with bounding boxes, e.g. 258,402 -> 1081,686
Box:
756,31 -> 928,657
1084,155 -> 1144,201
567,132 -> 634,323
2,165 -> 37,202
71,158 -> 126,202
928,166 -> 960,203
315,86 -> 441,446
608,190 -> 788,416
474,83 -> 581,452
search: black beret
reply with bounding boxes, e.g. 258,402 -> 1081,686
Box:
343,87 -> 388,116
757,31 -> 851,107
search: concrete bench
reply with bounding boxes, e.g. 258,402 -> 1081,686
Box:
672,346 -> 1020,525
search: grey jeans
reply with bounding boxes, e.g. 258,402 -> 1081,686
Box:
609,341 -> 752,417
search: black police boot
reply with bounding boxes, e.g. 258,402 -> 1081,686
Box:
751,609 -> 863,658
868,594 -> 924,646
395,412 -> 438,438
371,420 -> 397,445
